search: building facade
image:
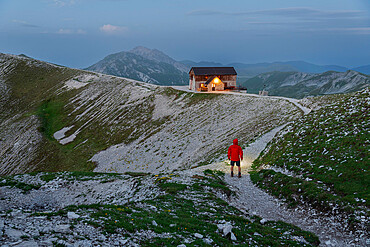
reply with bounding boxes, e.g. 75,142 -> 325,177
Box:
189,67 -> 237,92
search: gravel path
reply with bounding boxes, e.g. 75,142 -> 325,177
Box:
170,86 -> 311,115
192,125 -> 366,247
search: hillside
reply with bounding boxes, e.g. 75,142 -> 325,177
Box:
251,88 -> 369,243
0,53 -> 302,176
241,70 -> 370,98
1,53 -> 368,246
86,47 -> 189,85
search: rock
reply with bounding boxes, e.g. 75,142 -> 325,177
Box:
0,219 -> 4,229
13,240 -> 39,247
98,235 -> 106,241
73,240 -> 92,247
67,212 -> 80,219
230,232 -> 237,241
203,238 -> 213,244
222,224 -> 232,236
254,232 -> 262,237
152,220 -> 158,227
4,228 -> 25,240
194,233 -> 203,238
54,224 -> 70,233
119,239 -> 128,245
177,245 -> 186,247
40,238 -> 58,246
260,218 -> 267,224
41,226 -> 52,233
169,224 -> 176,227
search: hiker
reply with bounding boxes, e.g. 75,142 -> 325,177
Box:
228,138 -> 243,178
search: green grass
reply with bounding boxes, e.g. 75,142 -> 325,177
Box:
37,99 -> 66,140
124,172 -> 150,177
0,177 -> 41,192
252,89 -> 369,223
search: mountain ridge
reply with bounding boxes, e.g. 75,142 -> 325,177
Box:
241,70 -> 370,98
85,46 -> 369,88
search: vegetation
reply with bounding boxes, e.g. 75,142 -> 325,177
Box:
251,89 -> 369,224
33,170 -> 319,246
0,177 -> 41,192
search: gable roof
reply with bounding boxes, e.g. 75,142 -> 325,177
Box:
204,76 -> 217,85
190,67 -> 237,76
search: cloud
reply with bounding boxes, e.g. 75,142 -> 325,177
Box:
187,7 -> 366,20
99,24 -> 128,34
320,27 -> 370,35
12,20 -> 39,28
187,10 -> 223,16
57,28 -> 73,34
57,28 -> 87,34
52,0 -> 75,6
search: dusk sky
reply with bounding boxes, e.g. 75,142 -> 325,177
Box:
1,0 -> 369,68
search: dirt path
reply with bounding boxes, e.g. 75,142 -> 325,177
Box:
192,125 -> 363,247
170,86 -> 311,115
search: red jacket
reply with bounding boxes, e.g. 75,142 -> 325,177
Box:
228,139 -> 243,161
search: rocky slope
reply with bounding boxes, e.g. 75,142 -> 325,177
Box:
0,53 -> 302,176
241,70 -> 370,98
0,170 -> 320,246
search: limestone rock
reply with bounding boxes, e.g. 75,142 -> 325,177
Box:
4,228 -> 25,240
67,212 -> 80,219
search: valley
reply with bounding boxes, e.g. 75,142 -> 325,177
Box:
0,53 -> 368,246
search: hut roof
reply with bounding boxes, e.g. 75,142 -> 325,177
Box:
190,67 -> 237,76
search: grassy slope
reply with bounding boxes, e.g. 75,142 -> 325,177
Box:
251,89 -> 369,226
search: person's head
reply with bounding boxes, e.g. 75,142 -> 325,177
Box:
233,138 -> 238,145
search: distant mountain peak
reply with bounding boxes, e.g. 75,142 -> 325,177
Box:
129,46 -> 173,63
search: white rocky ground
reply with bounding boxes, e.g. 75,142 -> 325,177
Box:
91,87 -> 300,174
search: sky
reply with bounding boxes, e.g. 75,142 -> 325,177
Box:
0,0 -> 369,68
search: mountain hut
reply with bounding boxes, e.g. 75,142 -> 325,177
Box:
189,67 -> 237,92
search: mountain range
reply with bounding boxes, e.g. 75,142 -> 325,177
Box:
86,46 -> 370,86
241,70 -> 370,98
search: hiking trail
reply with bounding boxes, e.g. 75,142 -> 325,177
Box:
189,123 -> 362,247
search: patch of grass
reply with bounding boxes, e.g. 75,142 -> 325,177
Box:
191,169 -> 234,197
124,172 -> 149,177
0,177 -> 41,192
37,99 -> 65,140
158,182 -> 188,194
